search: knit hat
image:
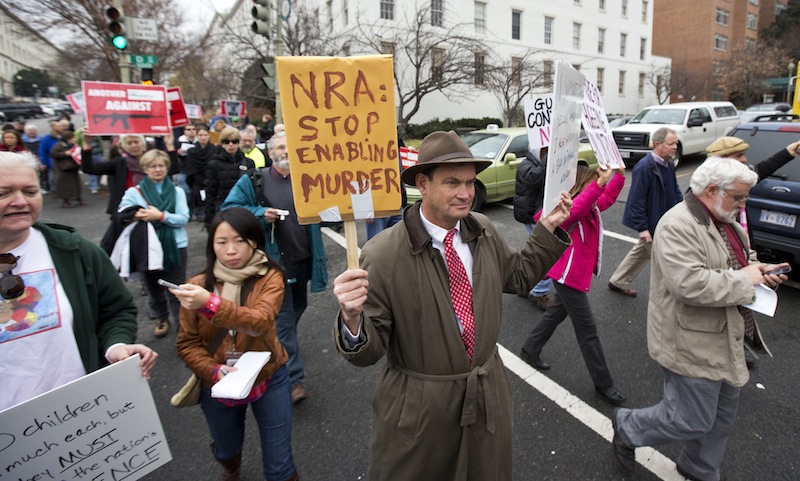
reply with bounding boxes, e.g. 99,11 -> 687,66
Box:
706,137 -> 749,157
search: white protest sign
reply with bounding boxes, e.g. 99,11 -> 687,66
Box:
220,99 -> 246,118
184,104 -> 203,119
582,80 -> 624,169
524,95 -> 553,150
0,355 -> 171,481
542,62 -> 585,217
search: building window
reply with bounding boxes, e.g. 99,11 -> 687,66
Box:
747,13 -> 757,30
544,60 -> 553,89
598,28 -> 606,53
380,0 -> 394,20
745,37 -> 756,49
642,1 -> 649,22
474,52 -> 485,85
431,47 -> 444,82
381,42 -> 395,55
621,0 -> 628,16
749,0 -> 758,4
512,57 -> 522,87
620,33 -> 627,57
716,8 -> 730,26
656,74 -> 664,97
599,0 -> 606,10
342,43 -> 351,56
597,68 -> 604,93
474,1 -> 486,35
573,22 -> 581,50
512,10 -> 521,40
574,0 -> 581,4
638,72 -> 645,96
714,34 -> 728,51
776,3 -> 786,16
544,16 -> 553,45
640,37 -> 646,60
431,0 -> 443,26
342,0 -> 348,25
618,70 -> 626,95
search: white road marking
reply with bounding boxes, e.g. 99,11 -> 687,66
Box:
322,225 -> 681,480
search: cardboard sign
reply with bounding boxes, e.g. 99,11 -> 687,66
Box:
399,147 -> 418,169
209,131 -> 221,145
220,100 -> 246,119
66,92 -> 85,114
82,81 -> 170,136
542,63 -> 585,217
582,80 -> 624,169
524,95 -> 553,151
184,104 -> 203,119
275,55 -> 401,224
167,87 -> 189,128
0,355 -> 172,481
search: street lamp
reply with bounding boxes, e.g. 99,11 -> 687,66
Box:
787,61 -> 795,103
32,83 -> 38,102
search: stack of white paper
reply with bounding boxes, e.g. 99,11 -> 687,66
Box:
211,351 -> 272,399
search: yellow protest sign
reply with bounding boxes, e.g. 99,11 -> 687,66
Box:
276,55 -> 400,224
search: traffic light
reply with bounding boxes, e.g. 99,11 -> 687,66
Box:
251,0 -> 271,38
141,68 -> 154,85
262,62 -> 277,90
106,5 -> 127,50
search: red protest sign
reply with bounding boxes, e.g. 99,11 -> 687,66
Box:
82,81 -> 170,136
220,99 -> 246,118
399,147 -> 418,169
167,87 -> 189,128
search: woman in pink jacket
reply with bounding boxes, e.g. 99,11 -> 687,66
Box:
520,164 -> 628,405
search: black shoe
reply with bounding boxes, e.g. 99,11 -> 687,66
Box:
596,386 -> 627,405
675,463 -> 723,481
611,408 -> 636,473
519,349 -> 550,370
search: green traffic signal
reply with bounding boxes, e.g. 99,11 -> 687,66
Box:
112,35 -> 127,50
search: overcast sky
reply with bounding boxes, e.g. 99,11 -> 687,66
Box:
174,0 -> 236,31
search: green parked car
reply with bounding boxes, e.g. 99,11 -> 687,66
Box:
405,127 -> 599,210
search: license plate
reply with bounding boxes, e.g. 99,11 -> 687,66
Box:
759,209 -> 797,228
619,151 -> 631,158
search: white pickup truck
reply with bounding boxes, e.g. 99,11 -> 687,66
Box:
611,101 -> 740,164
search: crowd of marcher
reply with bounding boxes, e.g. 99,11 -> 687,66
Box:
1,109 -> 798,481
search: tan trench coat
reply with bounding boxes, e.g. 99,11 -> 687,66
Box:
648,193 -> 759,388
334,203 -> 570,481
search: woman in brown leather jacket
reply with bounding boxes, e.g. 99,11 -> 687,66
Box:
173,207 -> 298,481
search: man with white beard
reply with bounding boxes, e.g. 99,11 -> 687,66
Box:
611,156 -> 790,481
222,130 -> 328,405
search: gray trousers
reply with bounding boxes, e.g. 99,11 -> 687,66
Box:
609,237 -> 652,289
521,282 -> 614,388
616,368 -> 740,481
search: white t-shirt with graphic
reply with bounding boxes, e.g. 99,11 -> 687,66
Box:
0,229 -> 84,411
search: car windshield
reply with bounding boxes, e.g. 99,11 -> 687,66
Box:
628,109 -> 686,125
460,133 -> 508,160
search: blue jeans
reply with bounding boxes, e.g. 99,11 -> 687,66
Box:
276,258 -> 311,386
175,172 -> 191,197
366,214 -> 403,240
86,174 -> 100,191
525,223 -> 553,296
200,365 -> 296,480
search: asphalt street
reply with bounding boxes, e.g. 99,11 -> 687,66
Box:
45,152 -> 800,481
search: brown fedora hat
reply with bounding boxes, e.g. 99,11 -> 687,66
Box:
400,130 -> 492,186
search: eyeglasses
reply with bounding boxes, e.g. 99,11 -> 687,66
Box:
184,127 -> 196,131
0,253 -> 25,299
221,139 -> 240,145
722,189 -> 749,204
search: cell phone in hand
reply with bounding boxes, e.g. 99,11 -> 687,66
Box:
765,265 -> 792,276
157,279 -> 185,290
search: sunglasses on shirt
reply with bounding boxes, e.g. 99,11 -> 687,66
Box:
0,253 -> 25,300
221,139 -> 240,145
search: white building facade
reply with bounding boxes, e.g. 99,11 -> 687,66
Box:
0,5 -> 61,98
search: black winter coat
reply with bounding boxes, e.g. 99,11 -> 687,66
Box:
512,151 -> 547,224
204,149 -> 254,224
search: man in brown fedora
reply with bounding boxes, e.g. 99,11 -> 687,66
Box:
332,130 -> 573,481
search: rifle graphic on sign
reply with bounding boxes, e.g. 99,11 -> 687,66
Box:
92,113 -> 156,130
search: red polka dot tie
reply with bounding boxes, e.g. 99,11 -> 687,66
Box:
444,229 -> 475,362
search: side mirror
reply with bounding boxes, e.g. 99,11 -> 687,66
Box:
504,153 -> 517,164
687,118 -> 705,127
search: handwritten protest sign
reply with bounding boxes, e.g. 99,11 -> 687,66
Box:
275,55 -> 400,225
82,81 -> 170,136
167,87 -> 189,128
184,104 -> 203,119
542,62 -> 585,217
0,355 -> 171,481
582,80 -> 624,169
524,95 -> 553,151
220,100 -> 246,119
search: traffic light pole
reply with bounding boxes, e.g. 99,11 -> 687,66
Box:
274,2 -> 283,124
